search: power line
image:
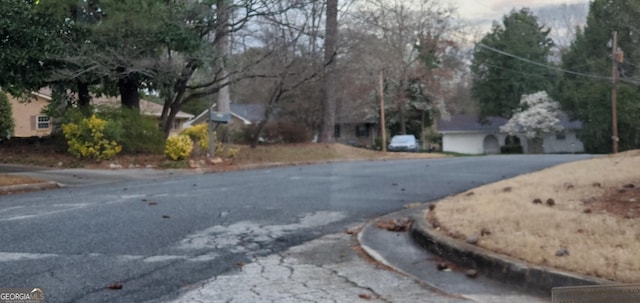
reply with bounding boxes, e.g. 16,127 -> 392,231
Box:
476,43 -> 615,81
450,31 -> 640,85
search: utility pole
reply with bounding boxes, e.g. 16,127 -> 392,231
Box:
379,71 -> 387,152
611,31 -> 619,154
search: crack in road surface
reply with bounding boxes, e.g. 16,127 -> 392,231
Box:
164,232 -> 469,303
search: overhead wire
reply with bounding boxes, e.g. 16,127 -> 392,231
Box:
449,31 -> 640,86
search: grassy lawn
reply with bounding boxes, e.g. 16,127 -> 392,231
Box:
429,151 -> 640,283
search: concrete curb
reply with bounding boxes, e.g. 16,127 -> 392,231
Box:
410,210 -> 616,296
0,181 -> 62,195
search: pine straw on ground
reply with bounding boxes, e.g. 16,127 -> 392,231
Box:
429,151 -> 640,283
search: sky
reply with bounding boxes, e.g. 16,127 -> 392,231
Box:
450,0 -> 589,34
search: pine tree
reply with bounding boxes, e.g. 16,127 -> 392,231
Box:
471,8 -> 555,120
555,0 -> 640,153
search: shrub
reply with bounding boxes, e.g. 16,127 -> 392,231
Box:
226,147 -> 240,159
164,135 -> 193,160
501,144 -> 524,154
62,115 -> 122,160
98,107 -> 165,154
277,121 -> 311,143
180,124 -> 226,156
240,121 -> 310,144
180,123 -> 209,150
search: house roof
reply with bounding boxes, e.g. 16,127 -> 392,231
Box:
438,113 -> 582,133
32,88 -> 193,119
185,103 -> 267,127
91,96 -> 193,119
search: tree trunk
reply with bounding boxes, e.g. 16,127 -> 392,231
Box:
77,80 -> 91,108
395,84 -> 407,135
118,78 -> 140,109
528,137 -> 544,154
216,0 -> 231,114
319,0 -> 338,143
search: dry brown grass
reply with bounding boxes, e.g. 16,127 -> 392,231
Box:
230,143 -> 445,165
430,151 -> 640,283
0,175 -> 46,187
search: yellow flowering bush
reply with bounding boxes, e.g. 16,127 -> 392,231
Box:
180,124 -> 225,155
62,115 -> 122,160
180,123 -> 209,150
164,135 -> 193,160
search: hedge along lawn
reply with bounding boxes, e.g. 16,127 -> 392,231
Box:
429,151 -> 640,283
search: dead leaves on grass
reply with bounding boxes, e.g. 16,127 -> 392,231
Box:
376,217 -> 412,232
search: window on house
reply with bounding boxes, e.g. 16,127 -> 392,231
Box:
334,125 -> 341,138
36,116 -> 50,129
355,124 -> 369,137
556,131 -> 566,140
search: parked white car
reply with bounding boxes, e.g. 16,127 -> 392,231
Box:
388,135 -> 419,152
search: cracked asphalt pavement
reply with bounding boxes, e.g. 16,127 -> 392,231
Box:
163,232 -> 468,303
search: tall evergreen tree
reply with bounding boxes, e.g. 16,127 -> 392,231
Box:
555,0 -> 640,153
471,8 -> 554,120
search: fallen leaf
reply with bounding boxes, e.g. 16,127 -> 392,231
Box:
345,228 -> 359,235
107,283 -> 123,290
437,263 -> 449,271
358,294 -> 372,300
376,218 -> 412,232
546,198 -> 555,206
480,228 -> 491,236
465,269 -> 478,278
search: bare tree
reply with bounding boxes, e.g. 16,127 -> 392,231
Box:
535,3 -> 588,54
346,0 -> 460,134
244,1 -> 327,147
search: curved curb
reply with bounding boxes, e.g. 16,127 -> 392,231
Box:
410,210 -> 617,296
0,181 -> 62,195
356,211 -> 475,301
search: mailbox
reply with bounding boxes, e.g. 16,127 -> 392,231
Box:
209,111 -> 231,124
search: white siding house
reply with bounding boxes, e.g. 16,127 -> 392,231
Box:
438,114 -> 584,154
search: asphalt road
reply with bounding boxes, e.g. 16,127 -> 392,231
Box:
0,155 -> 590,302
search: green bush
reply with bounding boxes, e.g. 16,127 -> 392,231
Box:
62,115 -> 122,160
501,144 -> 524,154
97,107 -> 165,154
